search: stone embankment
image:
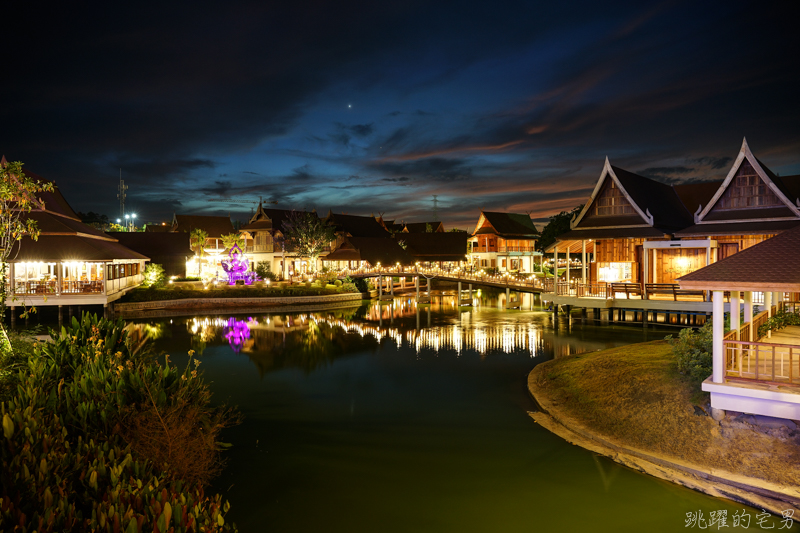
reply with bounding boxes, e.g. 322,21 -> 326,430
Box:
113,292 -> 370,319
527,345 -> 800,516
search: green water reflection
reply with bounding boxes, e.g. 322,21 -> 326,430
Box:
133,290 -> 778,533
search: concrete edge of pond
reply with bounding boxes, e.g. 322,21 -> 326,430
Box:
526,369 -> 800,516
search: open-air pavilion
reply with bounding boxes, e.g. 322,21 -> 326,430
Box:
678,225 -> 800,420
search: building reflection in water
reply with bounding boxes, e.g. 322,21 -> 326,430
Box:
184,300 -> 545,360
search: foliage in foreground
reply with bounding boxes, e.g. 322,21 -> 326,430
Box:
665,322 -> 713,385
0,314 -> 238,532
757,311 -> 800,339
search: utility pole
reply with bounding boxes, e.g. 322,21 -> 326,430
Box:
117,169 -> 128,220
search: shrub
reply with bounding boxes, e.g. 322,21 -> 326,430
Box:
0,313 -> 238,531
665,322 -> 713,384
344,276 -> 369,293
254,261 -> 277,282
142,263 -> 166,288
757,311 -> 800,338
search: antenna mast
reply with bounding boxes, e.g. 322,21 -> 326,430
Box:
432,195 -> 439,222
117,169 -> 128,219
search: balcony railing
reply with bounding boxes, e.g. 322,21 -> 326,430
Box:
725,340 -> 799,386
9,280 -> 105,295
497,246 -> 536,253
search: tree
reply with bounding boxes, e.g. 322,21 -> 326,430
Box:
0,160 -> 54,332
537,204 -> 584,253
281,211 -> 336,273
189,228 -> 208,276
221,232 -> 245,252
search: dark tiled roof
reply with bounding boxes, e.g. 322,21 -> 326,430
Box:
240,219 -> 273,231
678,225 -> 800,290
611,165 -> 693,230
557,227 -> 666,242
403,221 -> 444,233
26,211 -> 113,239
326,213 -> 390,238
673,220 -> 800,237
173,215 -> 234,238
400,232 -> 469,261
478,212 -> 538,237
672,181 -> 721,216
703,206 -> 796,222
329,237 -> 412,265
144,224 -> 173,233
109,232 -> 193,258
11,235 -> 148,261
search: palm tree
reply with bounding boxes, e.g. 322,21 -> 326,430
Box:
190,228 -> 209,276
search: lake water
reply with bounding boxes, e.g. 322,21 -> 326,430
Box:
129,289 -> 766,532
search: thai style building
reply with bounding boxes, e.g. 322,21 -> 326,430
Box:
239,204 -> 323,279
468,211 -> 540,272
3,163 -> 147,316
400,231 -> 469,268
323,236 -> 412,270
543,138 -> 800,321
171,214 -> 234,278
678,224 -> 800,420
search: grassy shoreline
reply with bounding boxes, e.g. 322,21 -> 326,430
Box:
528,340 -> 800,488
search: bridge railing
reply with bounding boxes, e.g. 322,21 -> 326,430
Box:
334,267 -> 545,291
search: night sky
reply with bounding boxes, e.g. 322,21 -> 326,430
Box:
3,1 -> 799,230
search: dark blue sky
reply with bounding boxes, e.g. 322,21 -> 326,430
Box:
3,1 -> 799,230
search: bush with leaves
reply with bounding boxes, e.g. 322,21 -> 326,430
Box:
665,322 -> 713,384
757,311 -> 800,339
0,313 -> 239,532
142,263 -> 166,288
254,261 -> 277,282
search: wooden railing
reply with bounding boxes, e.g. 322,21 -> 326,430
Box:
576,282 -> 608,298
725,340 -> 799,386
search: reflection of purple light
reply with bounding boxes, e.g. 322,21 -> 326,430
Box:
223,317 -> 251,352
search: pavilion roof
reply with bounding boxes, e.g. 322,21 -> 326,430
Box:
403,221 -> 444,233
10,235 -> 148,262
474,212 -> 538,238
326,213 -> 391,238
678,225 -> 800,291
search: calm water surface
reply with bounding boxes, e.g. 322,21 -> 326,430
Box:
131,290 -> 763,533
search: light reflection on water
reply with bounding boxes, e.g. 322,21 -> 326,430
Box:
132,290 -> 756,533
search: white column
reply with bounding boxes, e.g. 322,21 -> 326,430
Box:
744,291 -> 753,342
765,291 -> 772,338
552,243 -> 558,294
712,290 -> 724,383
581,240 -> 587,284
730,291 -> 740,339
773,291 -> 782,311
565,247 -> 570,286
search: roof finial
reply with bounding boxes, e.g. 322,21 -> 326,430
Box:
741,136 -> 749,151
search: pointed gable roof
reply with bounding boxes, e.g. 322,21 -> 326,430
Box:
471,211 -> 538,238
695,138 -> 800,223
570,158 -> 692,232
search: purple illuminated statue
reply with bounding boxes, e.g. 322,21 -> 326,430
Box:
221,244 -> 258,285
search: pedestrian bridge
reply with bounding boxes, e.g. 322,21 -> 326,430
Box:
337,267 -> 543,307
